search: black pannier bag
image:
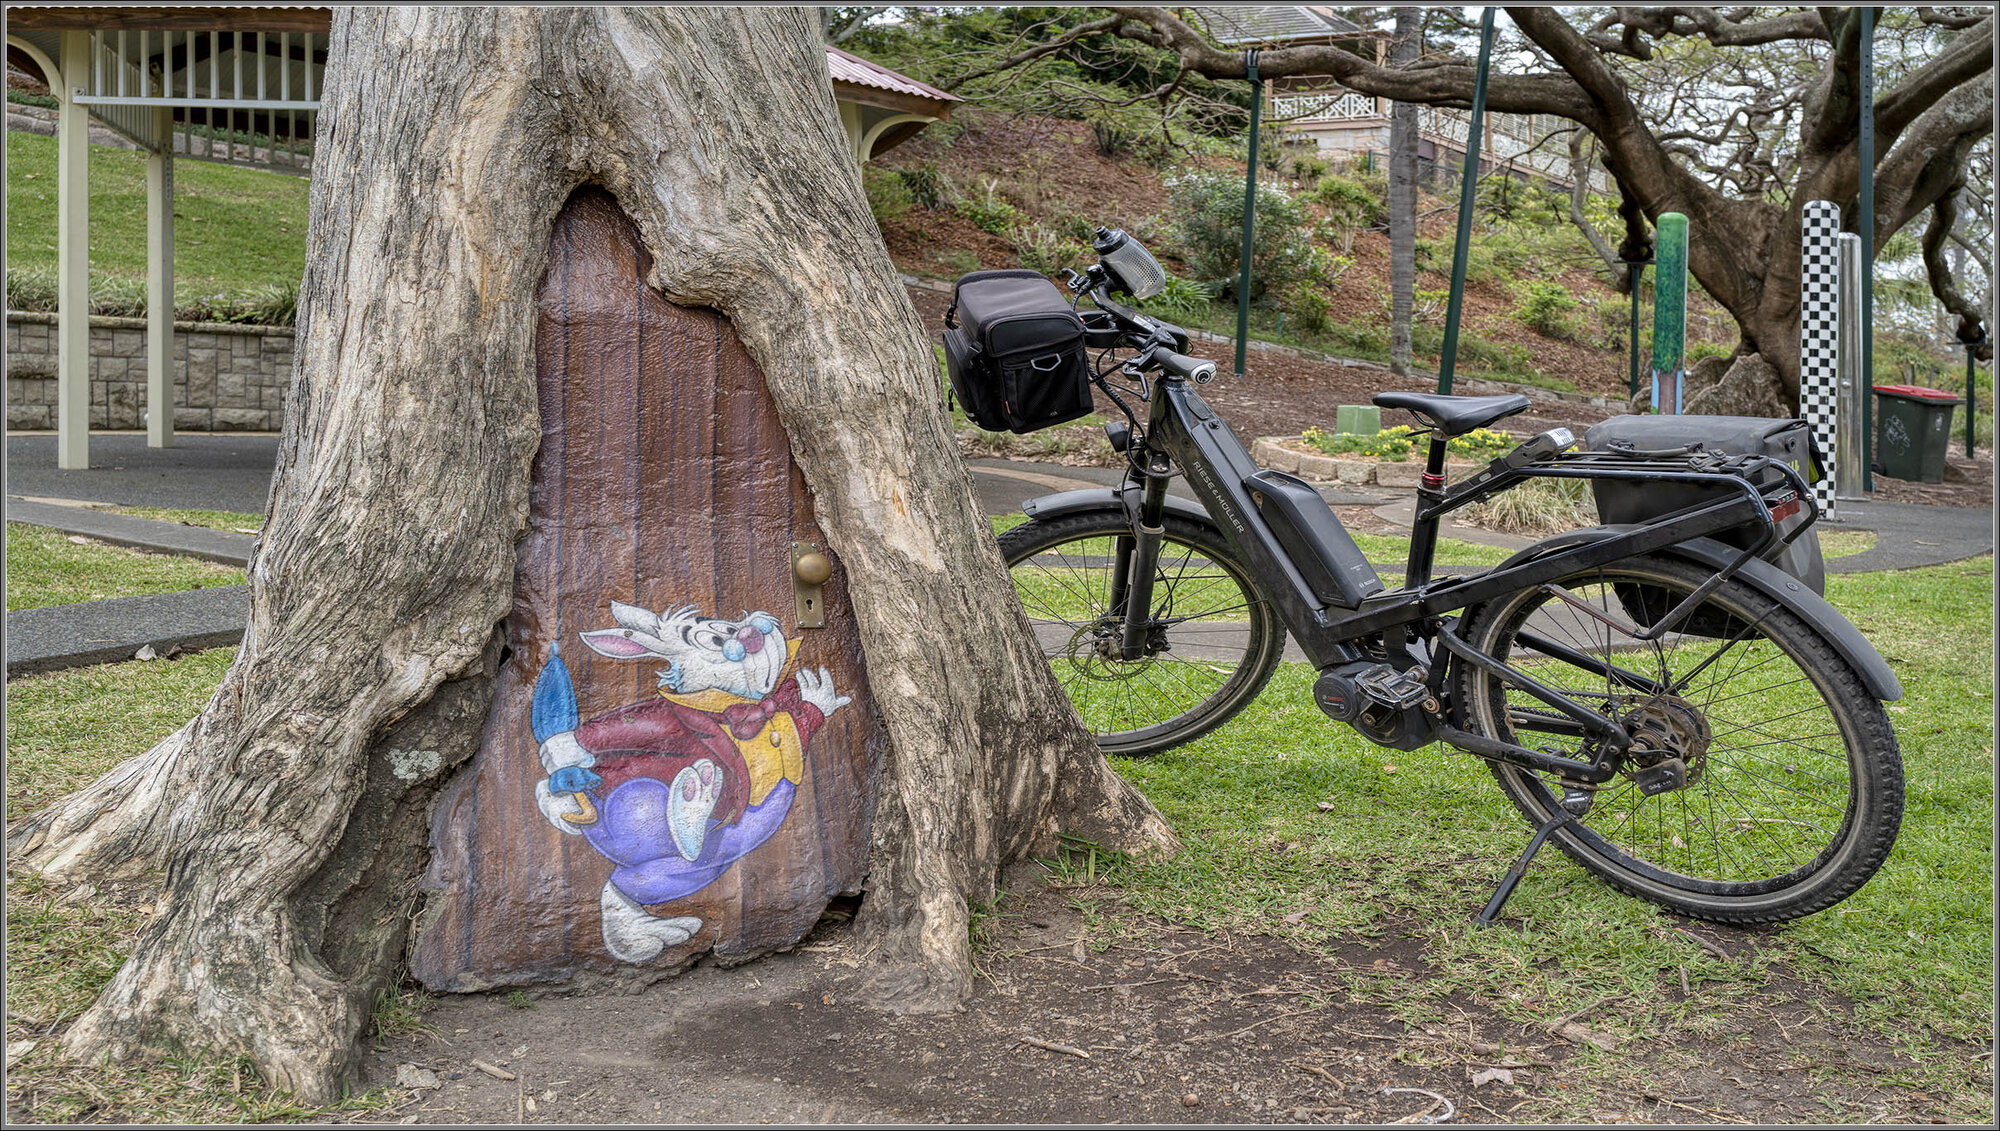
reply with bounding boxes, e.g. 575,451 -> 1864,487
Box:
1584,416 -> 1826,637
943,269 -> 1093,434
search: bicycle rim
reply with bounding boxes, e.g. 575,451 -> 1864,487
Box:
1455,554 -> 1900,918
1000,513 -> 1282,756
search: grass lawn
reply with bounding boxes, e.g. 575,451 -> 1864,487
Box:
5,131 -> 308,297
1085,556 -> 1992,1115
4,554 -> 1988,1122
4,523 -> 244,611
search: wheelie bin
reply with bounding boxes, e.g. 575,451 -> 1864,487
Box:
1872,384 -> 1963,483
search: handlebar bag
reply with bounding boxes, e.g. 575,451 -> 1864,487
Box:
943,269 -> 1092,434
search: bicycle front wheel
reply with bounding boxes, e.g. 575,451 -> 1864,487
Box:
998,511 -> 1283,756
1452,553 -> 1903,923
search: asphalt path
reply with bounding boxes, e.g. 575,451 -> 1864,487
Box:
7,431 -> 1990,674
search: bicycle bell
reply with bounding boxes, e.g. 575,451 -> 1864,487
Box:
1092,226 -> 1167,301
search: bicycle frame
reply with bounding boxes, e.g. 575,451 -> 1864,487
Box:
1113,358 -> 1812,786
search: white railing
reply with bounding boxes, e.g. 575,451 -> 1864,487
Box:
1272,91 -> 1378,121
77,29 -> 322,109
1418,106 -> 1608,192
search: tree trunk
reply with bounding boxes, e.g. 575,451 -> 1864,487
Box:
8,6 -> 1174,1101
1386,8 -> 1419,378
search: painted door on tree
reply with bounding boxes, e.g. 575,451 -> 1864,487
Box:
413,189 -> 883,989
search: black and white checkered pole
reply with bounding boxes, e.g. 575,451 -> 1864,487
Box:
1799,201 -> 1841,519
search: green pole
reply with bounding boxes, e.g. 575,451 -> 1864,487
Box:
1437,7 -> 1495,395
1859,6 -> 1875,490
1627,259 -> 1645,398
1651,213 -> 1689,412
1234,49 -> 1261,380
1968,340 -> 1981,458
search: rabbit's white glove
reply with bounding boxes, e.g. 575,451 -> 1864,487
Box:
795,666 -> 851,718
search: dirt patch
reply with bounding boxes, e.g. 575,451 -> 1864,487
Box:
1864,455 -> 1992,509
355,875 -> 1984,1125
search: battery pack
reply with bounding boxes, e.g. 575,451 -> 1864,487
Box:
1243,470 -> 1384,609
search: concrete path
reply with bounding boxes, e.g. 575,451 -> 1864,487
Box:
6,586 -> 248,676
6,431 -> 1990,675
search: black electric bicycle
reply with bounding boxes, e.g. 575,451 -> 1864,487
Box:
993,233 -> 1905,924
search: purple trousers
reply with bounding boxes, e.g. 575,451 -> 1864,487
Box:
582,777 -> 796,905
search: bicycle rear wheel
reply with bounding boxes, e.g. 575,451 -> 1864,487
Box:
998,511 -> 1283,756
1452,553 -> 1903,923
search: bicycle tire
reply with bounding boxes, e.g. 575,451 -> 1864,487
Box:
1452,553 -> 1903,923
998,511 -> 1284,757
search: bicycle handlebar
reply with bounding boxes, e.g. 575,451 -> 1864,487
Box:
1151,348 -> 1216,383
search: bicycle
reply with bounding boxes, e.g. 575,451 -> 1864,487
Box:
984,228 -> 1905,924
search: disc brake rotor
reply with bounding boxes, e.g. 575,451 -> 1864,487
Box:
1619,694 -> 1712,786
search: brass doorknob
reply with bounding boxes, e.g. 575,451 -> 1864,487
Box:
793,552 -> 832,586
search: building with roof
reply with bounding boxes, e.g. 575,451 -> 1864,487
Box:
1184,5 -> 1605,193
5,7 -> 955,468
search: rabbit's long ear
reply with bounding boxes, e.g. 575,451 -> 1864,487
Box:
608,601 -> 663,636
580,628 -> 667,660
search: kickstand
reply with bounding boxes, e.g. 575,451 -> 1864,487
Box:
1475,809 -> 1574,926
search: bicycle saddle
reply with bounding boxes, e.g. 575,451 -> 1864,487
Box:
1373,391 -> 1531,437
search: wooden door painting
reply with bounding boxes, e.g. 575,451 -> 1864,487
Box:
412,189 -> 883,989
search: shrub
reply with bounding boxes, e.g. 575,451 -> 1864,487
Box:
1281,283 -> 1332,335
1090,120 -> 1131,158
1290,151 -> 1329,183
1514,280 -> 1581,340
5,267 -> 301,326
1055,214 -> 1098,245
1302,247 -> 1354,291
1009,223 -> 1089,276
1382,287 -> 1452,326
89,276 -> 149,319
1300,425 -> 1517,463
955,177 -> 1021,236
863,166 -> 913,228
6,266 -> 59,312
7,88 -> 59,110
1312,171 -> 1383,230
1461,476 -> 1596,535
896,161 -> 954,211
1163,170 -> 1311,298
1141,275 -> 1216,322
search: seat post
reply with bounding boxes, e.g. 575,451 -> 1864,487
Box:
1403,427 -> 1452,590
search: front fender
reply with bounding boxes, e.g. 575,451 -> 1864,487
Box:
1488,527 -> 1901,702
1019,486 -> 1217,531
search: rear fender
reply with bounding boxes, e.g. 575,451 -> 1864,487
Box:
1484,527 -> 1902,701
1019,487 -> 1216,531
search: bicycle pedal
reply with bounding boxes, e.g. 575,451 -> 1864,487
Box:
1355,664 -> 1429,710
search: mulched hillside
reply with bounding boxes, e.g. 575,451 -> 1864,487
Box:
874,113 -> 1682,402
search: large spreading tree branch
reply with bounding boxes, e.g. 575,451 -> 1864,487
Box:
1923,189 -> 1993,355
939,13 -> 1128,92
1585,6 -> 1829,59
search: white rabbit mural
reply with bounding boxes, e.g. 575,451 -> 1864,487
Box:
531,601 -> 850,962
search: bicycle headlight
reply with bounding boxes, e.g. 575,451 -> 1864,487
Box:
1092,226 -> 1167,301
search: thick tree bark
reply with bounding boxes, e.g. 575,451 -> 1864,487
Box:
8,6 -> 1173,1101
1386,8 -> 1418,378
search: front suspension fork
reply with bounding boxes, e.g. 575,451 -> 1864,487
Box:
1117,455 -> 1174,660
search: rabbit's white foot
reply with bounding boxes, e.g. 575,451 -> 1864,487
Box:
599,883 -> 701,963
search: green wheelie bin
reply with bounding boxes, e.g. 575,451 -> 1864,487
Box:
1873,384 -> 1963,483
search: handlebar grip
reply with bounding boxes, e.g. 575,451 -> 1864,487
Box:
1154,348 -> 1217,383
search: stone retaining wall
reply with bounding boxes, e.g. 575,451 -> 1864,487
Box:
6,311 -> 293,431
